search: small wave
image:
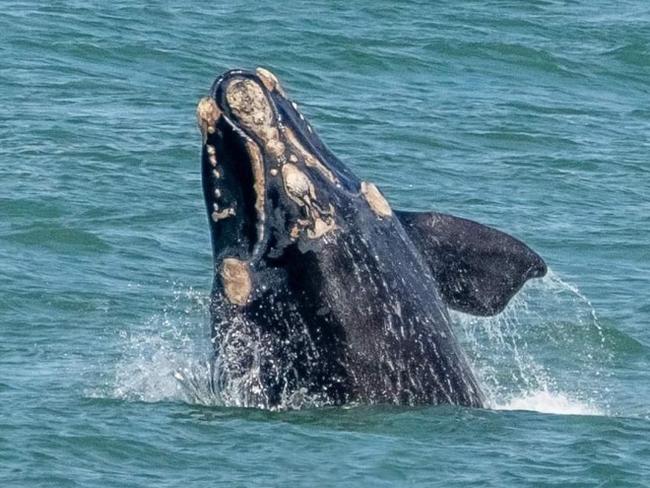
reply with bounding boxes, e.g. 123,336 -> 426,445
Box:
6,225 -> 111,253
493,389 -> 602,416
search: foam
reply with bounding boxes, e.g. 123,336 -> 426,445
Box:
493,389 -> 602,416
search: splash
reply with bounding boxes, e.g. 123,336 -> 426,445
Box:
107,284 -> 329,410
108,284 -> 219,405
495,389 -> 601,416
454,269 -> 612,416
106,271 -> 613,415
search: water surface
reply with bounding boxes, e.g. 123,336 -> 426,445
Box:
2,1 -> 649,486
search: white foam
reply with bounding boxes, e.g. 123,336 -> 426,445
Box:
493,389 -> 602,416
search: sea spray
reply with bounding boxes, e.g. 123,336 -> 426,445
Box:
108,273 -> 613,414
109,284 -> 216,404
454,270 -> 612,415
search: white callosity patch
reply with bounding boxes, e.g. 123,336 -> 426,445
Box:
196,96 -> 221,142
360,181 -> 392,218
211,203 -> 235,223
283,126 -> 338,184
222,70 -> 338,241
220,258 -> 252,306
282,163 -> 315,203
255,66 -> 285,96
225,78 -> 286,159
197,98 -> 240,224
281,163 -> 336,239
242,138 -> 267,254
199,93 -> 268,239
205,144 -> 218,168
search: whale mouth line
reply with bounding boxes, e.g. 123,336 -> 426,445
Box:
218,114 -> 267,261
199,91 -> 267,264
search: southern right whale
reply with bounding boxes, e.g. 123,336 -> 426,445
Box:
196,67 -> 547,409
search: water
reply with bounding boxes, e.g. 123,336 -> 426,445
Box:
2,1 -> 649,486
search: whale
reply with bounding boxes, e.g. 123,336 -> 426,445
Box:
196,68 -> 547,409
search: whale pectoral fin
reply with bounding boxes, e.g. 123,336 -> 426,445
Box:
396,210 -> 547,316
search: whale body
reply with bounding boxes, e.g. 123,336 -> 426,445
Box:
196,68 -> 547,409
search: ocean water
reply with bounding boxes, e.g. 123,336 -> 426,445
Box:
2,1 -> 649,486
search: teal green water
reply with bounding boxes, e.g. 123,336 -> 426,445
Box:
2,1 -> 650,486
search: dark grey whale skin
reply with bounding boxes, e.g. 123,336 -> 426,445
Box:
200,69 -> 547,409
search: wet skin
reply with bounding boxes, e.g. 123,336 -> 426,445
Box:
196,68 -> 546,409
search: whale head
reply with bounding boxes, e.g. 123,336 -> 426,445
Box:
197,68 -> 388,306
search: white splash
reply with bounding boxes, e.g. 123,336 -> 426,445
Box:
105,271 -> 612,415
107,284 -> 219,405
493,389 -> 602,416
455,269 -> 611,417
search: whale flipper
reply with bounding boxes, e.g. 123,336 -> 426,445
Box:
397,211 -> 547,316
